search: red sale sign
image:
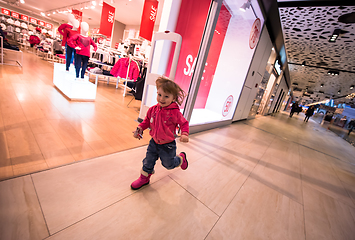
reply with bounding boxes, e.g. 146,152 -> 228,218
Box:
249,18 -> 261,49
11,11 -> 19,19
21,15 -> 28,21
139,0 -> 159,41
72,9 -> 82,32
166,0 -> 231,108
2,8 -> 10,16
30,18 -> 37,24
222,95 -> 233,117
38,20 -> 45,27
45,23 -> 53,29
99,2 -> 115,37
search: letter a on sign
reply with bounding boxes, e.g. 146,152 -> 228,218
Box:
139,0 -> 159,41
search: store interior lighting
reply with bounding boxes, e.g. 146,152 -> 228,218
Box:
44,1 -> 97,16
327,69 -> 339,75
240,0 -> 251,12
20,0 -> 25,3
350,85 -> 354,90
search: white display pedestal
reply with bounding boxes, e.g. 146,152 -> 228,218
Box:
53,63 -> 97,101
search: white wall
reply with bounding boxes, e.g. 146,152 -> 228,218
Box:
232,25 -> 273,121
204,13 -> 258,119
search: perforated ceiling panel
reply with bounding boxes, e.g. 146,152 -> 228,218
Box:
278,5 -> 355,105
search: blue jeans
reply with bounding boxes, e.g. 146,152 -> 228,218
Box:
65,44 -> 75,71
74,54 -> 89,78
142,139 -> 181,174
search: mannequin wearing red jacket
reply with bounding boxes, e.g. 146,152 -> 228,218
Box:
68,22 -> 97,79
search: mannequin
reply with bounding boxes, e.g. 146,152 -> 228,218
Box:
58,14 -> 80,71
68,22 -> 97,80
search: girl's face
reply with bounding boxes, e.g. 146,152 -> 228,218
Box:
157,87 -> 175,108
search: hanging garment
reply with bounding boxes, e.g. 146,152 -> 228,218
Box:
110,57 -> 139,80
29,35 -> 40,45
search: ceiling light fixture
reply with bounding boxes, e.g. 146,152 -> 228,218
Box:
92,1 -> 96,5
327,70 -> 339,75
40,12 -> 45,16
350,85 -> 354,90
329,29 -> 341,42
240,0 -> 251,12
20,0 -> 25,3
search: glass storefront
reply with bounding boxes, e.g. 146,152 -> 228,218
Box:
178,0 -> 264,127
139,0 -> 265,132
248,47 -> 282,117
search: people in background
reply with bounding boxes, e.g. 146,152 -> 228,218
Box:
304,105 -> 315,122
348,119 -> 355,135
289,101 -> 299,118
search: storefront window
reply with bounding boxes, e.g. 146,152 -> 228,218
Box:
185,0 -> 264,125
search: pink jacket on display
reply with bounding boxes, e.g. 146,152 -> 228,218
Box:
110,57 -> 139,80
58,23 -> 79,47
139,102 -> 189,145
67,35 -> 97,57
29,35 -> 40,45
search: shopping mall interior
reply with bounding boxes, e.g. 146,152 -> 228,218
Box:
1,0 -> 355,239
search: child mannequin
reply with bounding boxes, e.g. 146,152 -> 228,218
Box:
68,22 -> 97,80
58,14 -> 80,71
131,77 -> 189,190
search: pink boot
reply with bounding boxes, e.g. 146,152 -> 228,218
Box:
131,170 -> 152,190
179,152 -> 188,170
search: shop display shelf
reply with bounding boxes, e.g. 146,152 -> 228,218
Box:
53,63 -> 98,101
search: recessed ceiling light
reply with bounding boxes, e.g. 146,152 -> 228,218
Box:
329,29 -> 341,42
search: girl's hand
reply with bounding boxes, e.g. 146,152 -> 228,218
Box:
133,127 -> 143,140
180,135 -> 189,143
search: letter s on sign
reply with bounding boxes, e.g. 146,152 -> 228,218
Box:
183,55 -> 193,76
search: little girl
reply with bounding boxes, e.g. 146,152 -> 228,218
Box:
131,76 -> 189,190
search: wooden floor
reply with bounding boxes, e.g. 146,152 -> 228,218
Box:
0,51 -> 150,180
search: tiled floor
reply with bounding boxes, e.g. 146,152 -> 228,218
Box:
1,111 -> 355,240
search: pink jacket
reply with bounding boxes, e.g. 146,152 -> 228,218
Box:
58,23 -> 79,47
67,35 -> 97,57
139,102 -> 189,144
110,57 -> 139,80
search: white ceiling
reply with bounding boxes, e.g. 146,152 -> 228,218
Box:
1,0 -> 164,27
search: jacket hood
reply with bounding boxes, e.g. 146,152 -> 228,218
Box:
161,102 -> 180,110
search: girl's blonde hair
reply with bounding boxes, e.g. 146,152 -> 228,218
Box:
156,77 -> 186,105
